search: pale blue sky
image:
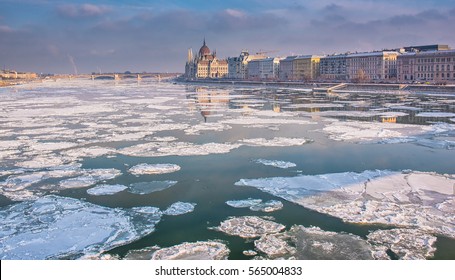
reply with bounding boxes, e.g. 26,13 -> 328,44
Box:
1,0 -> 454,73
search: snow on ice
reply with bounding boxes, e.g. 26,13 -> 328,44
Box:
253,159 -> 297,169
86,184 -> 128,196
367,228 -> 437,260
0,195 -> 161,259
128,163 -> 181,175
163,202 -> 196,216
214,216 -> 285,238
226,199 -> 283,212
236,170 -> 455,239
151,241 -> 230,260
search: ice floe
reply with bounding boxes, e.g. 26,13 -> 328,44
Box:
240,137 -> 309,147
62,146 -> 116,159
254,234 -> 296,258
163,202 -> 196,216
367,228 -> 437,260
226,198 -> 283,212
214,216 -> 285,238
248,225 -> 373,260
285,226 -> 373,260
128,181 -> 178,194
151,241 -> 230,260
253,159 -> 296,169
236,170 -> 455,239
416,112 -> 455,118
226,198 -> 263,208
184,123 -> 232,135
128,163 -> 181,175
59,168 -> 122,189
86,184 -> 128,196
119,142 -> 241,157
0,195 -> 161,259
322,119 -> 455,148
249,200 -> 283,212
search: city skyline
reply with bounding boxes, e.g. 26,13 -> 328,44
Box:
1,0 -> 455,74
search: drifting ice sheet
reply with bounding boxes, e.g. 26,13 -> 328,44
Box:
86,184 -> 128,196
241,137 -> 309,147
128,163 -> 181,175
152,241 -> 230,260
0,195 -> 161,259
214,216 -> 285,238
226,199 -> 283,212
128,181 -> 178,194
236,170 -> 455,239
367,228 -> 437,260
163,202 -> 196,216
253,159 -> 297,169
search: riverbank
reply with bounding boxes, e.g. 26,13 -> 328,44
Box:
177,78 -> 455,94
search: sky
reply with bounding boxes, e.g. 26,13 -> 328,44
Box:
1,0 -> 455,74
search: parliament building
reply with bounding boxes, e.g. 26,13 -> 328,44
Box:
185,39 -> 228,79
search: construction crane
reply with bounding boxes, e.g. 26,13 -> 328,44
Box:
255,49 -> 279,56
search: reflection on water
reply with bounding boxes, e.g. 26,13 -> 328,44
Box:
0,80 -> 454,260
187,86 -> 455,125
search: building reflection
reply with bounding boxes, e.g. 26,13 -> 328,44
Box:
187,87 -> 230,122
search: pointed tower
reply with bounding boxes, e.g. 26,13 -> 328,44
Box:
187,48 -> 193,63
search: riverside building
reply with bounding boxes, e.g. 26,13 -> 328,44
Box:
227,51 -> 266,79
319,54 -> 348,81
185,39 -> 228,79
279,55 -> 322,81
397,49 -> 455,84
346,51 -> 399,82
247,57 -> 281,80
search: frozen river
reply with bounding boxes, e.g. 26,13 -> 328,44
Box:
1,79 -> 454,260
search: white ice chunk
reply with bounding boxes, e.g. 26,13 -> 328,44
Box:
254,159 -> 297,169
0,195 -> 161,259
226,198 -> 263,208
163,202 -> 196,216
59,168 -> 121,189
151,241 -> 230,260
236,170 -> 455,238
119,142 -> 241,157
249,200 -> 283,212
86,184 -> 128,196
214,216 -> 285,238
367,228 -> 437,260
128,181 -> 177,194
416,112 -> 455,118
240,137 -> 309,147
128,163 -> 181,175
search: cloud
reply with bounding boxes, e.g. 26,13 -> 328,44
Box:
0,25 -> 13,33
90,49 -> 116,56
57,4 -> 111,19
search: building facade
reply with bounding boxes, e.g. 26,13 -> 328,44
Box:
279,55 -> 322,81
397,50 -> 455,83
185,39 -> 228,79
346,51 -> 399,82
227,51 -> 266,79
293,55 -> 322,81
279,56 -> 297,80
319,54 -> 348,81
247,57 -> 280,80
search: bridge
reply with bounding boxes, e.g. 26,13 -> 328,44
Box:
88,73 -> 180,81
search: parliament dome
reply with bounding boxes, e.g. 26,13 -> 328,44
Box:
199,39 -> 211,57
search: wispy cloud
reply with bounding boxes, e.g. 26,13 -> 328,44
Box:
57,4 -> 111,19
